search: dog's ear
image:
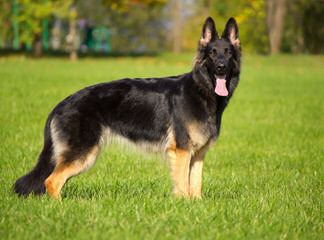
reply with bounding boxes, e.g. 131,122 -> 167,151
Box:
200,17 -> 218,46
222,17 -> 240,47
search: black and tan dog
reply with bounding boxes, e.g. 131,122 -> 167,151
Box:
14,17 -> 241,199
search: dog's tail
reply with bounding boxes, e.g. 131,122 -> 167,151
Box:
13,115 -> 55,197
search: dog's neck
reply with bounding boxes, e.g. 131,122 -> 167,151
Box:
190,61 -> 240,136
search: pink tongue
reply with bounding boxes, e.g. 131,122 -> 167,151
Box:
215,78 -> 228,96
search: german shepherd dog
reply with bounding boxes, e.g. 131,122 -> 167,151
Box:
14,17 -> 241,199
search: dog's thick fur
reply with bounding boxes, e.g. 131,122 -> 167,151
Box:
14,17 -> 241,199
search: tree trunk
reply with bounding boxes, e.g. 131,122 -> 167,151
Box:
68,4 -> 78,61
69,18 -> 77,61
33,33 -> 42,57
203,0 -> 212,16
1,21 -> 10,49
1,2 -> 11,48
172,0 -> 181,53
266,0 -> 286,54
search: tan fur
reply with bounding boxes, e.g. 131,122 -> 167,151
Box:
189,159 -> 203,198
200,28 -> 212,46
167,144 -> 192,197
189,142 -> 211,198
50,118 -> 68,163
100,126 -> 173,154
47,121 -> 211,199
45,146 -> 99,199
187,122 -> 209,151
165,124 -> 213,198
229,29 -> 240,46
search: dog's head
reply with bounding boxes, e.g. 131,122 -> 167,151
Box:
196,17 -> 240,96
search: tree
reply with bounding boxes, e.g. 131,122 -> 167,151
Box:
266,0 -> 286,54
0,1 -> 12,49
17,0 -> 72,56
97,0 -> 167,53
181,0 -> 269,54
171,0 -> 182,53
66,2 -> 78,60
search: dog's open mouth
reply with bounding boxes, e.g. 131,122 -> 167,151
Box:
214,75 -> 228,96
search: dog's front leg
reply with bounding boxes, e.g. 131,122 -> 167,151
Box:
189,157 -> 204,199
167,148 -> 191,197
189,144 -> 209,199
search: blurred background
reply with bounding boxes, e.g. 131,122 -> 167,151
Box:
0,0 -> 323,59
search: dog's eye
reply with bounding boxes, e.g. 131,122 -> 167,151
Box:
225,48 -> 232,55
210,48 -> 217,55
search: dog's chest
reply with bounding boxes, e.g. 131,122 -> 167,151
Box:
187,121 -> 215,151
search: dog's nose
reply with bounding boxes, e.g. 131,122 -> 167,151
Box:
216,64 -> 226,72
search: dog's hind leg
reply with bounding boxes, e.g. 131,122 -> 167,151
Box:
167,146 -> 192,198
45,146 -> 99,199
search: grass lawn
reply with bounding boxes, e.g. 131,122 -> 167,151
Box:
0,53 -> 323,239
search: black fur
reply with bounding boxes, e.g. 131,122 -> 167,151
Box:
14,114 -> 55,196
14,17 -> 241,197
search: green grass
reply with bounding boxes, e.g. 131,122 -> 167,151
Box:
0,54 -> 323,239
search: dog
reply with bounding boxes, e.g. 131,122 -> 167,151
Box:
14,17 -> 241,199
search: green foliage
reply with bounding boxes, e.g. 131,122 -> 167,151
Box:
282,0 -> 324,54
210,0 -> 269,53
102,0 -> 167,11
182,0 -> 269,54
108,5 -> 167,52
17,0 -> 72,47
77,0 -> 168,53
0,2 -> 12,47
235,0 -> 269,54
0,0 -> 323,54
0,54 -> 323,239
183,0 -> 324,54
302,0 -> 324,53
